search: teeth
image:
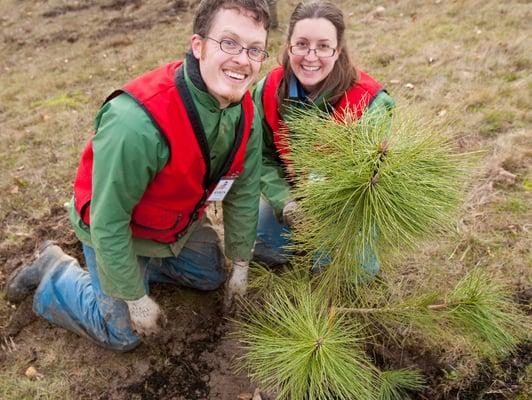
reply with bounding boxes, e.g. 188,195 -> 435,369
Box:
224,70 -> 246,80
302,65 -> 320,71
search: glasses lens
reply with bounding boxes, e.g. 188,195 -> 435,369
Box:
316,48 -> 335,57
290,45 -> 308,56
248,48 -> 268,62
220,39 -> 242,55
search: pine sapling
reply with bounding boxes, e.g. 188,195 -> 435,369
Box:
283,104 -> 473,294
235,283 -> 379,400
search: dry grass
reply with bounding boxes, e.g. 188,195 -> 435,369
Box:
0,0 -> 530,398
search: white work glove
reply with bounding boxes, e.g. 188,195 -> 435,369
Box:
224,260 -> 249,312
282,200 -> 299,227
125,295 -> 163,336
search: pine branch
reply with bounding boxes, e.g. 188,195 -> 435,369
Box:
333,269 -> 529,357
234,105 -> 526,398
335,299 -> 482,315
235,284 -> 381,400
282,104 -> 475,292
378,369 -> 426,400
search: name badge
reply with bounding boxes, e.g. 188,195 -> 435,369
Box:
207,178 -> 235,202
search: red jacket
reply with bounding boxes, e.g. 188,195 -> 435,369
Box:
262,66 -> 383,160
74,61 -> 254,243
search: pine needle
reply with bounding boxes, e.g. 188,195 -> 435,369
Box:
282,104 -> 474,291
378,369 -> 426,400
331,269 -> 529,357
235,284 -> 380,400
444,268 -> 529,356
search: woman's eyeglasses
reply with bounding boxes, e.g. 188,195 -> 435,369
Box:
289,44 -> 336,58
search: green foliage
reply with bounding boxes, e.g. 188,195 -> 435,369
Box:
333,269 -> 529,358
247,262 -> 311,296
337,282 -> 449,347
31,92 -> 88,110
444,269 -> 528,357
235,283 -> 379,400
237,103 -> 529,397
282,104 -> 472,291
286,104 -> 469,252
235,101 -> 531,397
479,110 -> 514,137
378,369 -> 426,400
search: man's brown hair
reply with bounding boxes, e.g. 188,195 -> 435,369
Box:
193,0 -> 271,37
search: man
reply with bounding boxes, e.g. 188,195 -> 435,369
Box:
6,0 -> 270,351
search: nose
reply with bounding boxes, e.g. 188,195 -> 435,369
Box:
233,49 -> 251,65
304,49 -> 319,61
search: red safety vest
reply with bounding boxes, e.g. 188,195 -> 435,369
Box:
262,66 -> 383,160
74,61 -> 254,243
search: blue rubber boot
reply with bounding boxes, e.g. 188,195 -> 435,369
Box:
5,241 -> 68,304
33,244 -> 140,351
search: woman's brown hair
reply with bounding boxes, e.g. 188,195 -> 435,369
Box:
277,0 -> 357,108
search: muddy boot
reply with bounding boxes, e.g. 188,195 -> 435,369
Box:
5,241 -> 67,304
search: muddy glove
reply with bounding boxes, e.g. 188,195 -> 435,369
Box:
125,295 -> 163,336
224,260 -> 249,312
282,200 -> 299,227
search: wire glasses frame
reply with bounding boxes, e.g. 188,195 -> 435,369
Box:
289,44 -> 336,58
204,36 -> 269,62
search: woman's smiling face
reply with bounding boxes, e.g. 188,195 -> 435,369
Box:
288,17 -> 340,92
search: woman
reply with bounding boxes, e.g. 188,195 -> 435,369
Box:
253,0 -> 394,271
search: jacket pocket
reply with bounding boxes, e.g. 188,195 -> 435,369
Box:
131,203 -> 183,232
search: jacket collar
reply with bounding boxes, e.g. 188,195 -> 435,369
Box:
185,50 -> 243,109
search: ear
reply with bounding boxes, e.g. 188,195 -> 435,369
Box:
333,46 -> 341,62
191,34 -> 203,59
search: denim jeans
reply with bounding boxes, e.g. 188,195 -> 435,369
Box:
253,197 -> 292,266
33,222 -> 224,351
254,198 -> 380,277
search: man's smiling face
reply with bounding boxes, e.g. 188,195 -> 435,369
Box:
191,7 -> 267,108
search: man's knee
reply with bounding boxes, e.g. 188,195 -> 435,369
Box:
200,242 -> 226,290
200,264 -> 226,291
179,245 -> 226,290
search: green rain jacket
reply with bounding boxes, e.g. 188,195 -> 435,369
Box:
253,73 -> 395,220
70,54 -> 262,300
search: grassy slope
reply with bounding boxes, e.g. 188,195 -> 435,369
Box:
0,0 -> 530,398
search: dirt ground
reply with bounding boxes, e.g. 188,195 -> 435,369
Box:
0,0 -> 530,399
0,206 -> 262,400
0,206 -> 530,399
0,0 -> 264,398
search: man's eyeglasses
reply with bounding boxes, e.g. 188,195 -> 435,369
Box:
289,44 -> 336,58
205,37 -> 269,62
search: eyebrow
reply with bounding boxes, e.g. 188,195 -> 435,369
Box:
218,30 -> 265,47
293,37 -> 333,43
